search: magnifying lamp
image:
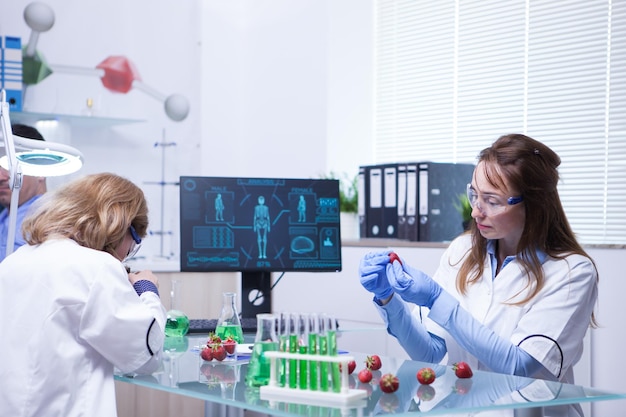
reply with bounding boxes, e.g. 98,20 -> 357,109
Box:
0,89 -> 84,256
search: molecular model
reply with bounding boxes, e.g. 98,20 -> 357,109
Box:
21,2 -> 190,121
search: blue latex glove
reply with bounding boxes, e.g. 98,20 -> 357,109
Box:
386,256 -> 442,308
359,250 -> 393,301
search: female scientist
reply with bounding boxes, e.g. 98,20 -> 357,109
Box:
359,134 -> 598,416
0,172 -> 166,417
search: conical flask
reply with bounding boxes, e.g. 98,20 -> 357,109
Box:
216,292 -> 244,343
165,279 -> 189,337
245,313 -> 279,387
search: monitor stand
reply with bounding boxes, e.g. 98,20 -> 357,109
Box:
240,271 -> 272,318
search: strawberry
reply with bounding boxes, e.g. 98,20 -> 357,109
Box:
223,336 -> 237,355
378,373 -> 400,393
340,359 -> 357,375
416,367 -> 436,385
365,354 -> 382,371
389,252 -> 402,265
453,361 -> 473,378
200,347 -> 213,361
212,344 -> 227,361
357,368 -> 373,383
208,332 -> 222,345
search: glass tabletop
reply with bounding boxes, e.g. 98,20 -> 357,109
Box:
114,335 -> 626,416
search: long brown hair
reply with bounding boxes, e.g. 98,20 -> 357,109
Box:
457,134 -> 597,314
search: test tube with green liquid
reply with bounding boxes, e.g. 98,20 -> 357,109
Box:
288,313 -> 298,389
308,313 -> 319,391
298,313 -> 310,389
325,314 -> 341,393
278,312 -> 288,387
318,314 -> 330,392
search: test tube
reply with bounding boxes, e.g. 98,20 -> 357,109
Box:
308,313 -> 320,391
278,312 -> 288,387
326,314 -> 341,393
318,313 -> 330,392
288,313 -> 298,389
298,313 -> 310,390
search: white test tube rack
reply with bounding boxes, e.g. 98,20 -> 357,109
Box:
259,351 -> 367,407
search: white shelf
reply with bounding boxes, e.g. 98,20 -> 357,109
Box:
10,111 -> 144,127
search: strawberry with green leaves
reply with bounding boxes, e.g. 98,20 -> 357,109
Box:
453,362 -> 473,378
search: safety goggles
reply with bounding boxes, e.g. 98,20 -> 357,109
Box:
466,183 -> 523,216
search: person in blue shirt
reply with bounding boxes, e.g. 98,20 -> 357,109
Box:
0,124 -> 48,260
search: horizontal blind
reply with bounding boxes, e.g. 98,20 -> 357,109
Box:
375,0 -> 626,244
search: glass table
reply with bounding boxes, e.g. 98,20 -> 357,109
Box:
115,335 -> 625,416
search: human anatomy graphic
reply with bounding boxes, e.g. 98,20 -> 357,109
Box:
20,2 -> 189,121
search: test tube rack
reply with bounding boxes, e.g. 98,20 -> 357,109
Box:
260,351 -> 367,407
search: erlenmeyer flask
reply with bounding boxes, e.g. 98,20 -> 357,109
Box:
216,292 -> 244,343
165,279 -> 189,337
245,313 -> 279,387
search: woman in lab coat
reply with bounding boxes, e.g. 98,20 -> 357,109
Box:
0,172 -> 166,417
359,134 -> 598,417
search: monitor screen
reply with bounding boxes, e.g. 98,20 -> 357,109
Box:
180,176 -> 343,273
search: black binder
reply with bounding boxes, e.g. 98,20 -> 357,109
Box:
382,164 -> 398,238
365,165 -> 384,237
357,166 -> 367,238
396,164 -> 408,240
418,162 -> 475,242
404,163 -> 419,241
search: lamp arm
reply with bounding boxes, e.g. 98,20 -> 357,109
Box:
0,90 -> 24,257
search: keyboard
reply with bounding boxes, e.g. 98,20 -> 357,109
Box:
187,317 -> 258,334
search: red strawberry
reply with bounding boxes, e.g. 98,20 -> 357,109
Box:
416,367 -> 436,385
200,347 -> 213,361
378,373 -> 400,393
453,362 -> 473,378
223,337 -> 237,355
357,368 -> 373,383
365,354 -> 382,371
340,359 -> 357,375
208,332 -> 222,345
212,344 -> 227,361
389,252 -> 402,265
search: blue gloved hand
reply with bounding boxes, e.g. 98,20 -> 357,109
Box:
387,256 -> 442,308
359,250 -> 393,301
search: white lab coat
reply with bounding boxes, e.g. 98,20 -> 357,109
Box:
0,239 -> 166,417
423,234 -> 597,385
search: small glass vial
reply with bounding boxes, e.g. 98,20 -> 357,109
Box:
165,279 -> 189,337
216,292 -> 244,344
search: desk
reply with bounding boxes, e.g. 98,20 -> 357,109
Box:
115,335 -> 625,416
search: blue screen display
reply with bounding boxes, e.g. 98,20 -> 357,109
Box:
180,176 -> 342,272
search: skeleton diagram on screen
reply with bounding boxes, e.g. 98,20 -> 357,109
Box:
253,195 -> 271,259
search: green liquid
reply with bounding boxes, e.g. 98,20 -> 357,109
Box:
308,333 -> 318,391
279,335 -> 288,386
215,323 -> 244,344
288,334 -> 298,388
298,345 -> 308,389
318,335 -> 329,391
165,310 -> 189,337
328,330 -> 341,393
245,341 -> 279,387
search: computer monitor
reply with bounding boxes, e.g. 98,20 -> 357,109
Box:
179,176 -> 342,317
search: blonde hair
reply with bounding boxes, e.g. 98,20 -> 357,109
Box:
22,172 -> 148,259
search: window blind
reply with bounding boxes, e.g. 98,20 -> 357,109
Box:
375,0 -> 626,244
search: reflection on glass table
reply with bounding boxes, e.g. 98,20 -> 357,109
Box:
115,335 -> 626,417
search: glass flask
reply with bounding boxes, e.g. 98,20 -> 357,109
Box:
245,313 -> 279,387
215,292 -> 244,344
165,279 -> 189,337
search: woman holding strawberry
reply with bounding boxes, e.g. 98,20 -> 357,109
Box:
359,134 -> 598,417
